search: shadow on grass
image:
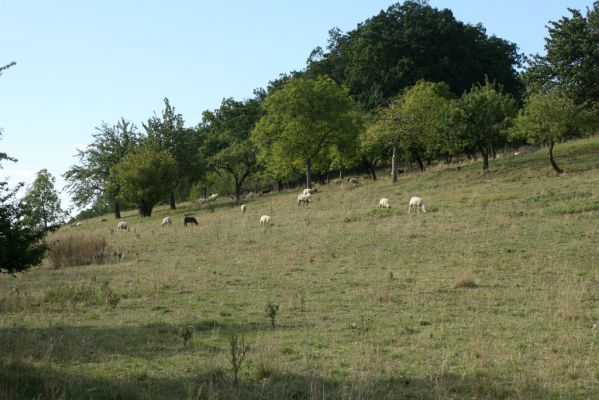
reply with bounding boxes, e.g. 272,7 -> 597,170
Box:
0,355 -> 571,400
0,319 -> 268,364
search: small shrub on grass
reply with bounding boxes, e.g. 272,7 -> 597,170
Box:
229,332 -> 250,386
455,272 -> 479,289
545,199 -> 599,214
180,324 -> 193,349
100,281 -> 120,309
46,234 -> 110,268
265,301 -> 280,329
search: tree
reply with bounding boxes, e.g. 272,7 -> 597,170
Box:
64,118 -> 140,219
510,92 -> 583,174
306,1 -> 522,110
200,98 -> 263,203
453,81 -> 517,170
252,76 -> 362,188
143,98 -> 204,209
0,132 -> 47,274
523,3 -> 599,108
22,169 -> 65,230
112,147 -> 178,217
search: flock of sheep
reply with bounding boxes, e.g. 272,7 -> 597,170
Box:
113,183 -> 427,232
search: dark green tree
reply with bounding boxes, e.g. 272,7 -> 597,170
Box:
112,146 -> 178,217
523,3 -> 599,108
252,76 -> 362,188
306,1 -> 522,110
143,98 -> 204,209
22,169 -> 65,230
64,118 -> 140,219
200,98 -> 263,203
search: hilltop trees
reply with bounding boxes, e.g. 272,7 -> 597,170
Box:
64,118 -> 140,219
524,3 -> 599,108
306,1 -> 522,110
252,76 -> 362,188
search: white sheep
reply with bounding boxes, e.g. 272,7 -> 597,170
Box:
348,177 -> 359,185
378,198 -> 390,208
408,196 -> 427,214
117,221 -> 131,231
260,215 -> 271,226
240,204 -> 247,214
302,188 -> 313,195
161,217 -> 172,227
297,193 -> 312,206
197,197 -> 207,205
207,193 -> 218,202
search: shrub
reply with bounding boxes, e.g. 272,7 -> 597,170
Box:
46,234 -> 109,268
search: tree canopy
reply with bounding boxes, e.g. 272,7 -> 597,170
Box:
306,1 -> 522,110
252,76 -> 362,188
22,169 -> 65,230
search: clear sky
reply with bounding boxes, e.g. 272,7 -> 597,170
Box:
0,1 -> 594,212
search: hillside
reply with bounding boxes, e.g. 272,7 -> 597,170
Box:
1,137 -> 599,399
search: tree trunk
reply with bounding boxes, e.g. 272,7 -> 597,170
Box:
416,156 -> 425,171
235,180 -> 242,203
480,145 -> 489,170
114,201 -> 121,219
276,180 -> 283,192
169,191 -> 176,210
391,144 -> 398,184
491,143 -> 497,160
138,202 -> 153,217
548,140 -> 563,174
305,157 -> 312,188
370,166 -> 377,181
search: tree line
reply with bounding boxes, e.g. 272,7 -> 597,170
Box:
2,1 -> 599,273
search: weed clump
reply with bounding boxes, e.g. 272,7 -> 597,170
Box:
46,234 -> 110,268
265,301 -> 280,329
454,272 -> 479,289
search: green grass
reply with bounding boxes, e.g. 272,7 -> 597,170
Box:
2,137 -> 599,399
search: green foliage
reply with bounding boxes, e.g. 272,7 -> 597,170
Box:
523,3 -> 599,107
306,1 -> 522,109
200,98 -> 263,202
453,81 -> 517,169
252,76 -> 362,188
112,147 -> 178,217
22,169 -> 65,230
63,118 -> 140,218
143,98 -> 205,208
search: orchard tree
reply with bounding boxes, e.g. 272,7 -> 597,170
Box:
454,81 -> 517,170
200,98 -> 263,203
144,98 -> 204,209
524,3 -> 599,107
22,169 -> 65,230
510,92 -> 583,174
252,76 -> 362,188
64,118 -> 140,219
112,146 -> 178,217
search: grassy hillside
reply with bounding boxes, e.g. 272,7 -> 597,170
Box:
1,137 -> 599,399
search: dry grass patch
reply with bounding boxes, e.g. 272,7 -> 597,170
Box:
454,271 -> 479,288
46,234 -> 111,268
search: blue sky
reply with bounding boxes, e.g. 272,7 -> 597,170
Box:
0,1 -> 594,211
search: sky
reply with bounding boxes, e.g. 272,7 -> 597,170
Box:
0,0 -> 594,212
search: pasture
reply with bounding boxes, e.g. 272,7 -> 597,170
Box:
1,137 -> 599,399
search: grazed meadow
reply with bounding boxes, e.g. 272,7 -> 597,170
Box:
1,137 -> 599,399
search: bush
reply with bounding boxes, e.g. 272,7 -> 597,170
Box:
46,234 -> 109,268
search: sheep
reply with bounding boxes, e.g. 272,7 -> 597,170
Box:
183,216 -> 198,226
348,177 -> 358,185
260,215 -> 271,226
261,187 -> 273,195
161,217 -> 172,227
302,187 -> 317,195
378,198 -> 390,208
207,193 -> 218,202
117,221 -> 131,231
408,196 -> 427,214
100,218 -> 108,222
297,193 -> 312,206
240,204 -> 247,214
75,222 -> 82,226
197,197 -> 207,205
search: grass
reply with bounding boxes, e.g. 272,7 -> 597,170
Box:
1,136 -> 599,399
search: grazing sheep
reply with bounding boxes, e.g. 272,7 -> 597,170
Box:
207,193 -> 218,202
240,204 -> 247,214
261,187 -> 273,195
197,197 -> 207,205
161,217 -> 172,227
302,188 -> 313,195
260,215 -> 271,226
297,193 -> 312,206
378,198 -> 391,208
117,221 -> 131,231
75,222 -> 82,226
183,216 -> 198,226
408,196 -> 427,214
100,218 -> 108,222
348,177 -> 358,185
